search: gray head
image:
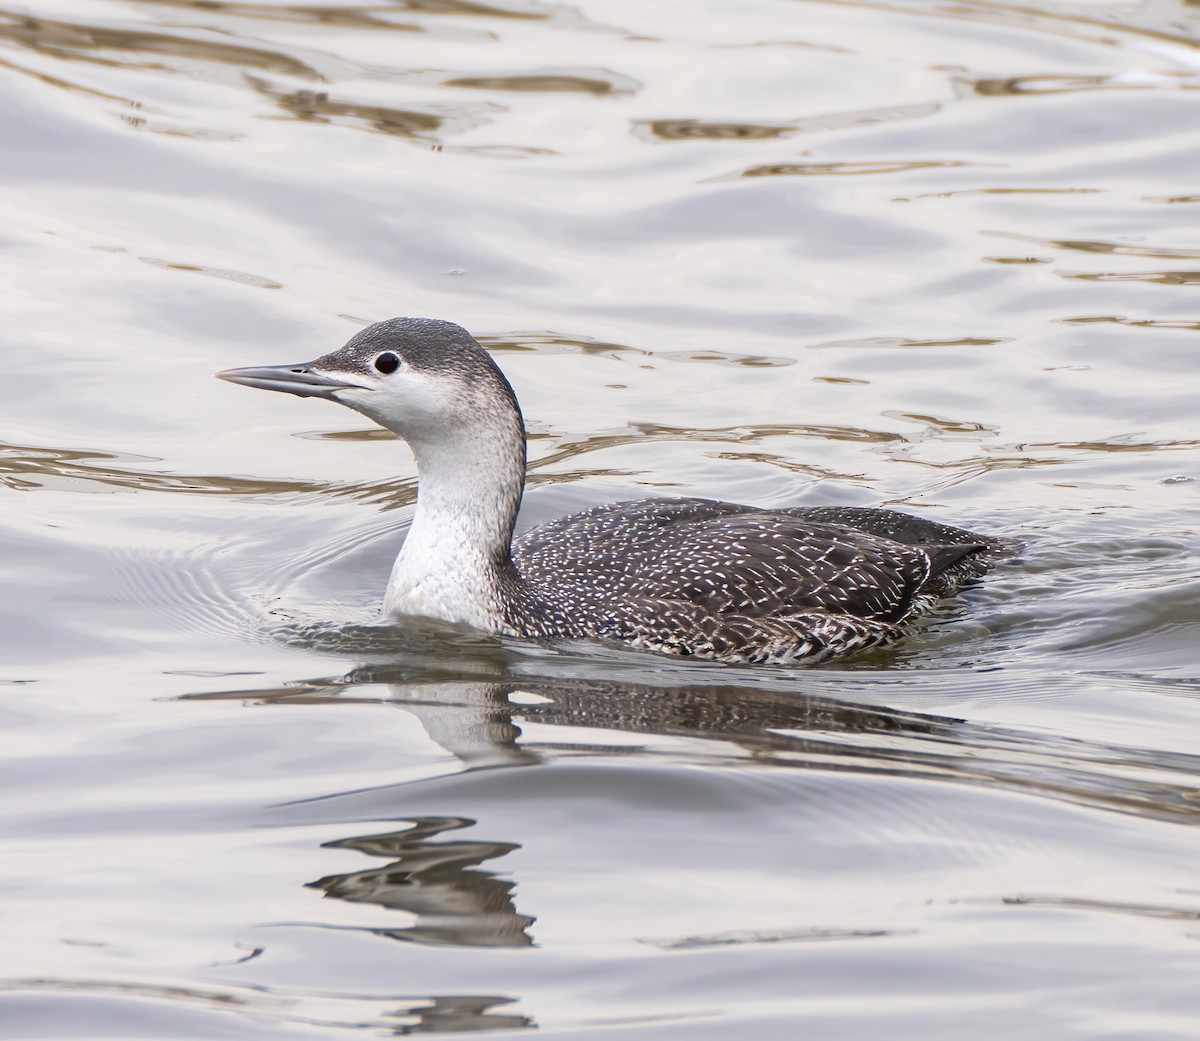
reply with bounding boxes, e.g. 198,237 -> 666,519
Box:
218,317 -> 523,445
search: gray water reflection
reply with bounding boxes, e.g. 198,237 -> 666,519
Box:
190,666 -> 1200,829
0,978 -> 533,1036
164,658 -> 1200,1035
311,817 -> 535,949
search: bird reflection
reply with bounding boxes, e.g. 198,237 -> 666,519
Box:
295,666 -> 946,772
186,646 -> 1200,980
387,994 -> 532,1035
189,662 -> 952,961
309,816 -> 534,948
188,652 -> 1200,830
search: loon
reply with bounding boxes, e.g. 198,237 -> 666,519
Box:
218,317 -> 1018,664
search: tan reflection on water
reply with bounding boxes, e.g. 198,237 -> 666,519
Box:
639,103 -> 941,143
1060,316 -> 1200,331
990,232 -> 1200,261
128,0 -> 429,32
737,159 -> 980,178
820,0 -> 1200,51
14,413 -> 1181,512
445,69 -> 640,94
137,256 -> 283,288
1067,270 -> 1200,286
0,11 -> 324,80
0,438 -> 417,506
252,81 -> 452,138
809,336 -> 1009,350
970,74 -> 1149,96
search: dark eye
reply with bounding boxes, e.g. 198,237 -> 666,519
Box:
374,352 -> 400,375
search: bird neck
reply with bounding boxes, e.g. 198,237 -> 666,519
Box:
382,418 -> 526,630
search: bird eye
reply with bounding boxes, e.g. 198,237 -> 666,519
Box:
374,352 -> 400,375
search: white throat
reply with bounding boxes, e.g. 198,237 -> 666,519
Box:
382,424 -> 524,632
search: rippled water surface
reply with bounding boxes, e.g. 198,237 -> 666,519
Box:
3,0 -> 1200,1037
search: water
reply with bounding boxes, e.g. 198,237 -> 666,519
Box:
2,0 -> 1199,1036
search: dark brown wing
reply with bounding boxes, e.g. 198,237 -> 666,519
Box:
514,498 -> 952,625
507,497 -> 1020,661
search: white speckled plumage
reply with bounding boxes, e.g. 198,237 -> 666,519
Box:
219,317 -> 1020,664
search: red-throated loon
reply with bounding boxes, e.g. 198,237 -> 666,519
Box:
218,317 -> 1019,663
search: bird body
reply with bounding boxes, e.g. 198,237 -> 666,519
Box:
219,318 -> 1018,664
505,498 -> 1006,662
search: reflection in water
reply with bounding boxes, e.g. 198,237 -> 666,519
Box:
883,412 -> 998,440
645,119 -> 796,141
131,0 -> 428,33
906,188 -> 1104,201
178,652 -> 1200,1033
479,331 -> 648,359
0,12 -> 323,80
988,231 -> 1200,261
972,74 -> 1119,96
445,69 -> 639,94
0,437 -> 417,507
809,336 -> 1007,350
137,256 -> 282,288
841,0 -> 1200,53
737,159 -> 978,178
1060,316 -> 1200,331
311,817 -> 535,948
1067,270 -> 1200,287
0,5 -> 631,145
641,103 -> 940,142
0,977 -> 532,1035
252,81 -> 450,139
189,664 -> 1200,828
395,994 -> 532,1034
389,0 -> 552,20
0,9 -> 485,143
656,349 -> 795,368
646,925 -> 894,951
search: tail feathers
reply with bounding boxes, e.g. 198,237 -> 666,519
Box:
925,542 -> 988,577
921,535 -> 1021,599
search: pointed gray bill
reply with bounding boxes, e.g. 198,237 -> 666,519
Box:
217,362 -> 354,400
